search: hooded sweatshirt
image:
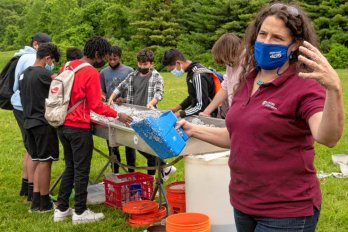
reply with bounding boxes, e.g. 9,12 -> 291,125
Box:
11,46 -> 37,111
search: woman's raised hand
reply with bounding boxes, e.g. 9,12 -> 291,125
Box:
298,41 -> 341,91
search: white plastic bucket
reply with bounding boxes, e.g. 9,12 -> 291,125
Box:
184,151 -> 237,232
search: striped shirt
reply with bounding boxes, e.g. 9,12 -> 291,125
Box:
112,69 -> 164,106
179,62 -> 215,118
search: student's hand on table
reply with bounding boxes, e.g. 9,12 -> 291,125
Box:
168,106 -> 180,113
116,97 -> 125,105
146,103 -> 155,109
107,98 -> 114,106
168,107 -> 176,112
117,112 -> 133,126
101,95 -> 106,102
298,41 -> 341,91
199,111 -> 211,117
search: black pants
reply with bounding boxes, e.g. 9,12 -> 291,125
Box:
106,141 -> 136,173
57,126 -> 93,215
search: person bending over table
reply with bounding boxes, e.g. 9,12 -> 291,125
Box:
108,48 -> 176,181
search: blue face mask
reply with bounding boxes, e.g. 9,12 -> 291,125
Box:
254,41 -> 295,70
171,68 -> 185,77
45,63 -> 54,71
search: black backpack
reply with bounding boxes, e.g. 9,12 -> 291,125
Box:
0,56 -> 21,110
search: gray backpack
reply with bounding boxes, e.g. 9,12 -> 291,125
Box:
45,62 -> 91,127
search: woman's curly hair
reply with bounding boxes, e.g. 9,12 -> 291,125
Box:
236,3 -> 319,92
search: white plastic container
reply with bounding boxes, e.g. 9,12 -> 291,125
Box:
184,151 -> 237,232
86,183 -> 105,205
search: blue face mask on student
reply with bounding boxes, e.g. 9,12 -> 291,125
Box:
171,68 -> 185,77
45,63 -> 54,71
254,41 -> 295,70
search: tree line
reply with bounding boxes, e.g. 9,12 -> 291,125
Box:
1,0 -> 347,69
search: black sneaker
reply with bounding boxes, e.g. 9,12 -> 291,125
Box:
40,202 -> 54,213
28,207 -> 40,213
19,189 -> 28,197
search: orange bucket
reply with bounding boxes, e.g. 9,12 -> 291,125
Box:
122,200 -> 159,214
166,181 -> 185,214
166,212 -> 210,232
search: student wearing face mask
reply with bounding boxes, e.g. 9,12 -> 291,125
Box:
161,48 -> 217,118
99,46 -> 135,175
10,32 -> 52,202
19,43 -> 61,213
176,3 -> 343,231
108,48 -> 176,181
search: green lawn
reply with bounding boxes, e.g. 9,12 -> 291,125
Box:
0,50 -> 347,231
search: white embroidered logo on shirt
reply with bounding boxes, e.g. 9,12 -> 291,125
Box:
262,101 -> 277,110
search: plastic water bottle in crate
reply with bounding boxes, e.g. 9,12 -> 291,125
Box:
103,172 -> 154,209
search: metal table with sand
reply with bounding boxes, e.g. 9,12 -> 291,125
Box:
91,104 -> 236,231
90,104 -> 228,212
91,103 -> 227,157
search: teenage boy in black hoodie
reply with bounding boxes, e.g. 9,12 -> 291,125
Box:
161,48 -> 217,118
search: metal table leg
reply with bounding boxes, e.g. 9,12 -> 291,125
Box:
151,157 -> 169,213
49,170 -> 63,194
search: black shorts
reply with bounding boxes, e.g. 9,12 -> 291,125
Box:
13,109 -> 29,152
25,124 -> 59,161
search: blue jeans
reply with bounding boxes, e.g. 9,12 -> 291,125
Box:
234,207 -> 320,232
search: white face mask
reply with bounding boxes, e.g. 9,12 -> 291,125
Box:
171,68 -> 185,77
45,63 -> 54,71
171,63 -> 185,77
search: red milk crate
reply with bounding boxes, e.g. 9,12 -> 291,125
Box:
103,172 -> 154,209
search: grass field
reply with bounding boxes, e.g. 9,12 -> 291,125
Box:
0,50 -> 347,231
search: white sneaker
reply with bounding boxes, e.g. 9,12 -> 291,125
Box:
54,208 -> 73,222
161,166 -> 177,182
72,209 -> 105,224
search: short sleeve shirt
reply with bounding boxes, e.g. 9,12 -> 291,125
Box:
100,64 -> 133,99
20,66 -> 53,129
225,65 -> 325,218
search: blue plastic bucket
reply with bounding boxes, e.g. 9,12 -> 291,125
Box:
131,111 -> 188,159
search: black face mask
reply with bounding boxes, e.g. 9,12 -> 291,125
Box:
109,63 -> 120,70
94,60 -> 106,68
138,67 -> 150,75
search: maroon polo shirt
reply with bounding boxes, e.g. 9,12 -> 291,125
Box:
226,65 -> 325,218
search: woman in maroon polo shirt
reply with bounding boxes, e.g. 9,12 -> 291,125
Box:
177,3 -> 344,232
